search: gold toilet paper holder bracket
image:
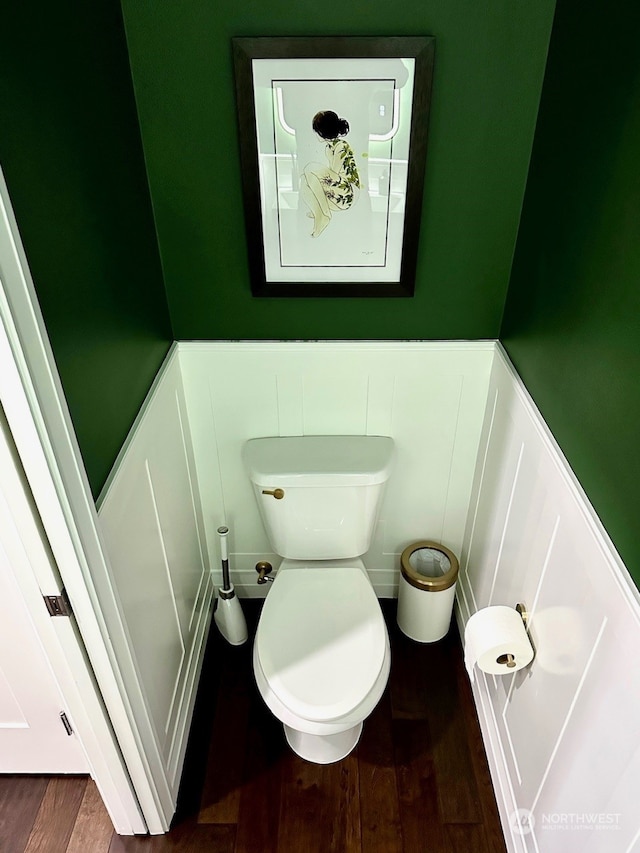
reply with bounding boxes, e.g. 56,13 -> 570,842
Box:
516,602 -> 528,627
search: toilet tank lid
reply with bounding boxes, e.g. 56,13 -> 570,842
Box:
243,435 -> 394,487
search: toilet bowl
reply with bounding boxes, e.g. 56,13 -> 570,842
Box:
242,435 -> 395,763
253,560 -> 390,763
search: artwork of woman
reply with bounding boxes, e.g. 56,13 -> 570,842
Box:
300,110 -> 361,238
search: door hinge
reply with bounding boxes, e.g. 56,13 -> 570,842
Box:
43,588 -> 72,617
60,712 -> 73,736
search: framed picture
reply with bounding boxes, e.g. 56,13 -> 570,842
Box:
232,36 -> 435,297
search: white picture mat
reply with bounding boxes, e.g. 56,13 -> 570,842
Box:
252,57 -> 415,283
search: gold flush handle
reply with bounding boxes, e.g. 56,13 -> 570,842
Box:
262,488 -> 285,500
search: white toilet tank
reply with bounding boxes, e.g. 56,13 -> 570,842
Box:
243,435 -> 394,560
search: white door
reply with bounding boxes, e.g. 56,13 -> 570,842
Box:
0,513 -> 89,772
0,173 -> 149,833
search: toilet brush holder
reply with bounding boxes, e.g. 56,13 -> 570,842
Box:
214,586 -> 248,646
214,526 -> 248,646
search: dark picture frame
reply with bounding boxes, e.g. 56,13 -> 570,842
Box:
232,36 -> 435,297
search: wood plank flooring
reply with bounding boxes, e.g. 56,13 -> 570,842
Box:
0,600 -> 507,852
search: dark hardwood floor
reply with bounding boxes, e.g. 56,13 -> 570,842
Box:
0,600 -> 507,852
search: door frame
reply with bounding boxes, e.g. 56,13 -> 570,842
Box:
0,169 -> 169,834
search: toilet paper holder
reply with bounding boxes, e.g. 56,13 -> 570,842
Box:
497,604 -> 529,668
464,601 -> 535,683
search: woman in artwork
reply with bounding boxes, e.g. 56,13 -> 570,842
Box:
300,110 -> 361,238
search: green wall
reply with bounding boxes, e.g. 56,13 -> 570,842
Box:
501,0 -> 640,585
6,0 -> 638,592
121,0 -> 555,340
1,2 -> 173,497
2,0 -> 559,504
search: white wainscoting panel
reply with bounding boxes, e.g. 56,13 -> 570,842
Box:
98,347 -> 213,798
178,342 -> 494,597
458,345 -> 640,853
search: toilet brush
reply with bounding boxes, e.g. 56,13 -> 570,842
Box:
213,525 -> 248,646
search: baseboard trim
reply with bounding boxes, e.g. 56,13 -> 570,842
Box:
227,567 -> 399,599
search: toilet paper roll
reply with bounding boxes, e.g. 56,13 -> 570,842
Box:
464,606 -> 534,683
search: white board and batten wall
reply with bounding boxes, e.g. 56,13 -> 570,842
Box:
97,347 -> 214,807
96,340 -> 640,848
98,343 -> 493,820
459,346 -> 640,853
177,341 -> 494,596
96,339 -> 493,819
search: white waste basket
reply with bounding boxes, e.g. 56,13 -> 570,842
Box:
397,541 -> 459,643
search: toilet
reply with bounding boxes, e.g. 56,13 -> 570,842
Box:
243,435 -> 394,764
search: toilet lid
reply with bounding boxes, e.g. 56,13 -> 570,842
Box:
256,568 -> 387,722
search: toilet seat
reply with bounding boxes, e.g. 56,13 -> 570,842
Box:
256,567 -> 386,723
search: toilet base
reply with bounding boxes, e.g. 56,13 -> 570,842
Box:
284,722 -> 363,764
